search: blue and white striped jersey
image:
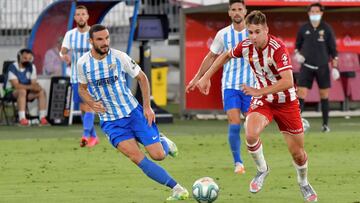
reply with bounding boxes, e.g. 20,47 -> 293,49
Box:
77,49 -> 139,121
62,28 -> 91,84
210,24 -> 256,91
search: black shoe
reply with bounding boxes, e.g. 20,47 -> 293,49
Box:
321,124 -> 330,133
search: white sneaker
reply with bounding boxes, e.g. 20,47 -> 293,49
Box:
249,166 -> 270,193
160,133 -> 178,157
234,162 -> 246,174
166,185 -> 189,201
300,184 -> 318,202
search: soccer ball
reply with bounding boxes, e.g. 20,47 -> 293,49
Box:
192,177 -> 219,203
302,118 -> 310,133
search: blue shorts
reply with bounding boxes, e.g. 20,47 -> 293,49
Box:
71,83 -> 83,104
223,89 -> 252,113
72,83 -> 94,104
100,105 -> 160,148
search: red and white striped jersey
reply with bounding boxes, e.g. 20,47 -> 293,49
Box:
231,35 -> 297,103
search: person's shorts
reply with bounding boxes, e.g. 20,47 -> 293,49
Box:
297,64 -> 330,89
100,105 -> 160,148
223,89 -> 252,113
248,98 -> 303,135
71,83 -> 94,104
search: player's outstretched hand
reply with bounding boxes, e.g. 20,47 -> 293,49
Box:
91,101 -> 106,113
143,106 -> 155,126
185,77 -> 199,93
242,84 -> 261,97
196,77 -> 211,95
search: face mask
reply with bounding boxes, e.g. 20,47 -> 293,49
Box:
309,14 -> 321,22
21,61 -> 32,67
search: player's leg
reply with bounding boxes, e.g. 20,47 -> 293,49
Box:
12,89 -> 29,125
297,66 -> 315,112
80,102 -> 98,147
275,100 -> 317,202
223,89 -> 245,174
245,110 -> 270,193
316,65 -> 331,132
283,132 -> 317,202
28,89 -> 48,125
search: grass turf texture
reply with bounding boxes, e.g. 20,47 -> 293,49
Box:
0,117 -> 359,203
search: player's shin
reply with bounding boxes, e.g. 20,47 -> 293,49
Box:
228,124 -> 242,164
247,139 -> 267,172
138,156 -> 177,188
293,153 -> 309,186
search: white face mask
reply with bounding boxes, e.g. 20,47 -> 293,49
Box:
309,14 -> 321,22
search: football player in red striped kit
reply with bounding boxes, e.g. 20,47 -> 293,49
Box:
196,10 -> 317,202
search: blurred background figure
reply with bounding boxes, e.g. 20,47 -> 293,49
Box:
43,37 -> 66,76
4,48 -> 49,126
294,2 -> 338,133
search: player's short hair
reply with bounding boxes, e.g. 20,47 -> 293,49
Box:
245,10 -> 267,26
307,3 -> 324,12
229,0 -> 245,6
89,24 -> 107,39
76,5 -> 88,12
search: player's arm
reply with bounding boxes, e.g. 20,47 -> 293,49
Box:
294,27 -> 305,63
242,70 -> 293,97
185,51 -> 218,92
59,33 -> 71,64
196,50 -> 232,95
78,83 -> 105,113
10,79 -> 32,90
135,70 -> 155,126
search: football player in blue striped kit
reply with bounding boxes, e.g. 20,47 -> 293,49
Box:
77,24 -> 189,201
60,5 -> 98,147
186,0 -> 256,174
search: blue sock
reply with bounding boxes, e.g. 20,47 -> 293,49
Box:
83,112 -> 95,138
228,124 -> 242,164
138,156 -> 177,188
90,126 -> 97,138
160,137 -> 169,156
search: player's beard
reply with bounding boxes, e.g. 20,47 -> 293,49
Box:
77,21 -> 86,28
94,45 -> 109,56
232,16 -> 243,24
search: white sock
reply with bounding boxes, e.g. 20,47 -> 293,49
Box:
293,160 -> 309,186
39,110 -> 47,119
173,184 -> 182,191
18,111 -> 26,120
247,139 -> 267,172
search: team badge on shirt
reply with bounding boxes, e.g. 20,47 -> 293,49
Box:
281,54 -> 289,66
318,30 -> 325,42
108,64 -> 116,69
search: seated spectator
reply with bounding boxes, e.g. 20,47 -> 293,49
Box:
4,48 -> 49,126
43,37 -> 65,76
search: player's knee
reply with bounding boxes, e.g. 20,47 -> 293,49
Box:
17,89 -> 27,96
291,150 -> 305,164
149,150 -> 166,161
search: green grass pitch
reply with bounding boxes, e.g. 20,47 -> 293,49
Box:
0,117 -> 359,203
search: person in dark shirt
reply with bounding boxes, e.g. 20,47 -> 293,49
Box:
294,2 -> 339,132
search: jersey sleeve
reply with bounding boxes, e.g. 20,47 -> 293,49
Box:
210,30 -> 224,55
230,41 -> 244,58
121,53 -> 141,78
77,57 -> 87,84
273,44 -> 292,73
62,31 -> 71,49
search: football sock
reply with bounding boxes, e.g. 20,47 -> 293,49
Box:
228,124 -> 242,164
138,156 -> 177,188
299,98 -> 305,112
83,112 -> 95,138
160,137 -> 169,156
321,99 -> 329,125
247,139 -> 267,172
18,111 -> 26,120
293,158 -> 309,186
90,126 -> 97,138
39,110 -> 47,119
